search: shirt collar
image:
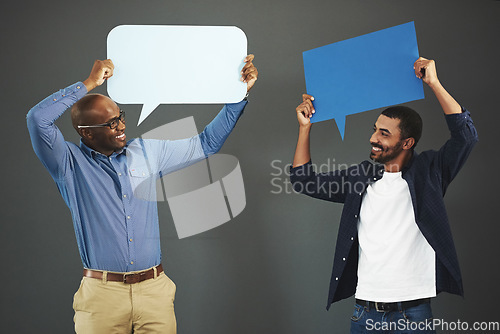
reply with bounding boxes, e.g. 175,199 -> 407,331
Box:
79,139 -> 128,159
401,151 -> 417,175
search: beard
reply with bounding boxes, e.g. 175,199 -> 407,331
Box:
370,141 -> 403,164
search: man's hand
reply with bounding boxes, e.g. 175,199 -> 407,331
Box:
414,57 -> 439,88
296,94 -> 315,128
83,59 -> 114,92
241,54 -> 258,92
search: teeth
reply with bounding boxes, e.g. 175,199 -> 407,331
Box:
116,134 -> 125,139
372,147 -> 381,151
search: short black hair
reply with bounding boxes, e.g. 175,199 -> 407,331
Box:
381,105 -> 423,149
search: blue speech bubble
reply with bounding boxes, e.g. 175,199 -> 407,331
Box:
303,21 -> 424,139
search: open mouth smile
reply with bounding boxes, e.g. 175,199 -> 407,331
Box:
115,133 -> 126,141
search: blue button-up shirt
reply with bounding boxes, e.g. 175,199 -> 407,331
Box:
27,82 -> 247,272
290,109 -> 478,310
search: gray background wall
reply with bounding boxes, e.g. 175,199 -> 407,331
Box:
1,0 -> 499,333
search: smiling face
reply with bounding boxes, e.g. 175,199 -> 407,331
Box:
76,95 -> 127,156
369,115 -> 407,166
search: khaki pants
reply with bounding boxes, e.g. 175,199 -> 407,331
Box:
73,271 -> 176,334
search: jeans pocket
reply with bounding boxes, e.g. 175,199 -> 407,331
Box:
402,302 -> 433,323
351,304 -> 366,322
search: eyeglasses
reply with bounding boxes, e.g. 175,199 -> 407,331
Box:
77,110 -> 126,129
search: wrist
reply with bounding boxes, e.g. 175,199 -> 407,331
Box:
83,78 -> 97,92
427,79 -> 442,92
299,123 -> 312,133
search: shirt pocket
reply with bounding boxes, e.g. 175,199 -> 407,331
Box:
129,167 -> 150,178
128,166 -> 158,201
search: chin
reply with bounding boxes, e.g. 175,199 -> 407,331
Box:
369,152 -> 379,161
114,143 -> 126,151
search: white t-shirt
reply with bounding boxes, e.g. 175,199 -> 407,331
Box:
355,171 -> 436,302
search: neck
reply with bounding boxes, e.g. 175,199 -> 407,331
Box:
384,150 -> 412,172
82,138 -> 114,157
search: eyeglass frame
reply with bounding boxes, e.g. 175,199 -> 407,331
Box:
77,110 -> 126,129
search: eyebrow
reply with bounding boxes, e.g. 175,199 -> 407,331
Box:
373,124 -> 392,135
104,111 -> 121,123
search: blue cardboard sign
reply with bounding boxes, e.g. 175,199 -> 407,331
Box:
303,21 -> 424,139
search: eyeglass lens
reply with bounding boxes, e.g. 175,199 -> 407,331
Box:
110,111 -> 126,129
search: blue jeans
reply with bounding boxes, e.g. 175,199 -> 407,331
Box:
350,301 -> 436,334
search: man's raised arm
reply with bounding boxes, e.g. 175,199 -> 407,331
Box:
414,57 -> 478,187
199,54 -> 258,156
289,94 -> 352,203
154,55 -> 258,175
26,60 -> 114,178
292,94 -> 315,167
414,57 -> 462,115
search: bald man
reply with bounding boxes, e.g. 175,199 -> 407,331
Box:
27,57 -> 257,333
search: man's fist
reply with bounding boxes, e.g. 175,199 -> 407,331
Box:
83,59 -> 114,92
241,54 -> 258,93
296,94 -> 315,127
414,57 -> 439,87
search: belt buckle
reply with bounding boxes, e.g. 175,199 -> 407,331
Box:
375,302 -> 386,312
123,271 -> 147,284
123,273 -> 135,284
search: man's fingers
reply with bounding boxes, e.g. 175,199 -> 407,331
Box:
241,60 -> 256,74
304,99 -> 315,113
244,54 -> 255,62
413,57 -> 436,82
300,95 -> 315,114
102,59 -> 114,69
241,54 -> 255,72
297,102 -> 314,118
241,65 -> 257,76
241,68 -> 258,83
302,94 -> 314,102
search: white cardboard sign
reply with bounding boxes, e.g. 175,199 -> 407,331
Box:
107,25 -> 248,125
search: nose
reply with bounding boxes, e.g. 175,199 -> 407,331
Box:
117,119 -> 126,131
370,132 -> 378,145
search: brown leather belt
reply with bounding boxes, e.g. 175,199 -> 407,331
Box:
83,264 -> 163,284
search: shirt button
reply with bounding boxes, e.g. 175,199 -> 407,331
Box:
130,261 -> 134,264
127,216 -> 131,219
351,237 -> 354,241
123,194 -> 127,198
129,239 -> 133,242
354,214 -> 358,218
118,173 -> 122,176
53,98 -> 57,101
77,86 -> 81,89
335,277 -> 339,281
359,193 -> 362,196
343,257 -> 346,261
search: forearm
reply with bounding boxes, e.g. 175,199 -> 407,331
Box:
27,82 -> 87,175
27,82 -> 86,128
199,100 -> 248,156
429,81 -> 462,115
293,125 -> 312,167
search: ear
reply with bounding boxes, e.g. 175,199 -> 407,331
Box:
402,137 -> 415,150
79,128 -> 93,140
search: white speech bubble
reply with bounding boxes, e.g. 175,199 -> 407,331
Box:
107,25 -> 248,125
